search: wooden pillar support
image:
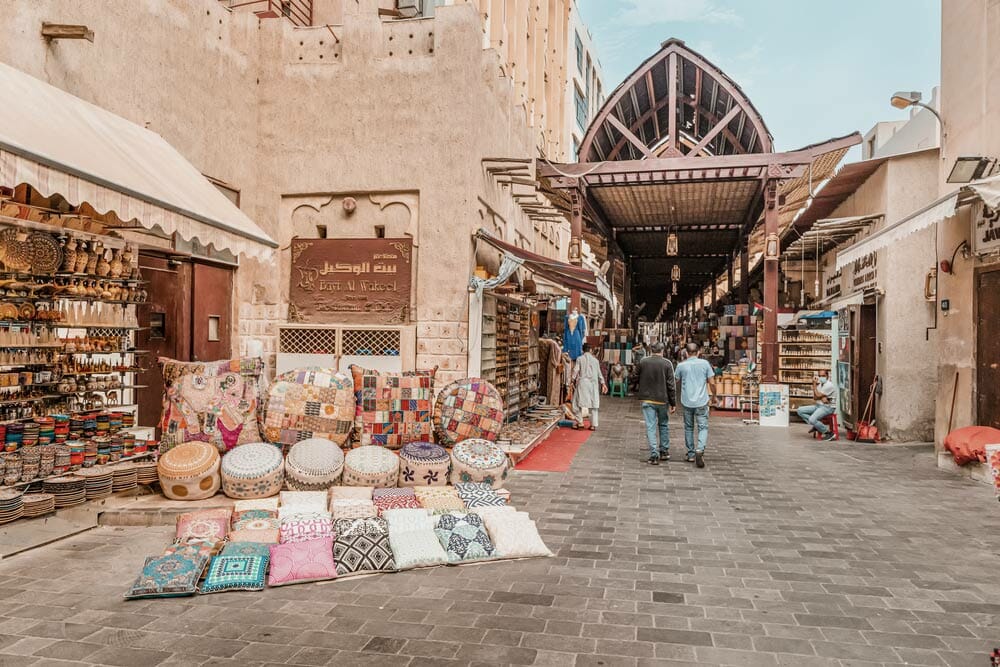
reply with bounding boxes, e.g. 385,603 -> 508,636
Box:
762,179 -> 780,383
569,183 -> 583,310
739,242 -> 749,304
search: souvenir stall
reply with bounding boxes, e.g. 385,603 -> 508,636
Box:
779,312 -> 836,415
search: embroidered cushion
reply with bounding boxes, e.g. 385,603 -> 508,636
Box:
398,441 -> 450,487
350,365 -> 437,449
455,482 -> 507,508
387,528 -> 448,570
232,516 -> 281,533
334,516 -> 389,537
450,439 -> 508,488
234,498 -> 279,513
232,509 -> 276,526
414,486 -> 466,511
220,442 -> 284,499
342,446 -> 399,488
331,499 -> 378,520
158,357 -> 264,454
264,368 -> 355,447
284,438 -> 345,490
221,541 -> 272,561
433,378 -> 504,447
333,518 -> 395,576
163,539 -> 220,560
175,509 -> 231,543
228,527 -> 280,544
434,512 -> 496,563
279,515 -> 335,544
478,510 -> 551,559
200,555 -> 268,593
157,441 -> 221,501
331,486 -> 373,501
267,536 -> 337,586
279,491 -> 329,514
373,487 -> 421,515
124,553 -> 208,600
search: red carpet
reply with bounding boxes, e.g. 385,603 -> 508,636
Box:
515,426 -> 591,472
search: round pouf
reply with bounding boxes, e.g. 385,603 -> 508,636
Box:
398,441 -> 450,486
433,378 -> 505,447
450,439 -> 508,489
157,441 -> 221,501
285,438 -> 345,490
220,442 -> 285,499
342,446 -> 399,488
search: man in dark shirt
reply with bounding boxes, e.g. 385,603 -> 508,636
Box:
637,341 -> 677,466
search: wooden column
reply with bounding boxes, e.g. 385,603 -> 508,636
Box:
569,183 -> 583,310
727,257 -> 735,297
762,179 -> 780,382
739,241 -> 749,304
711,278 -> 717,309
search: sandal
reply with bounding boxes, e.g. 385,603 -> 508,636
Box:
588,426 -> 596,431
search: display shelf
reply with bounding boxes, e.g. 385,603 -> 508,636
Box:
0,394 -> 60,406
1,451 -> 156,490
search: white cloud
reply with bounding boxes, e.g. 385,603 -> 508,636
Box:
617,0 -> 741,27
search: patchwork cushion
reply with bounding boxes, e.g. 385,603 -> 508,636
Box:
450,439 -> 508,488
332,499 -> 378,520
342,446 -> 399,488
434,512 -> 496,563
157,441 -> 221,501
433,378 -> 504,447
234,498 -> 279,513
373,487 -> 421,515
350,365 -> 436,449
284,438 -> 345,490
221,442 -> 284,499
200,555 -> 268,593
279,491 -> 328,514
175,509 -> 231,543
333,518 -> 395,576
414,486 -> 465,511
124,553 -> 208,600
267,536 -> 337,586
221,541 -> 272,561
279,515 -> 335,544
398,441 -> 450,487
455,482 -> 507,508
159,357 -> 264,454
331,486 -> 373,501
264,368 -> 355,447
478,510 -> 551,559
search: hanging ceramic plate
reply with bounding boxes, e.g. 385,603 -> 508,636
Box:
0,303 -> 19,320
3,240 -> 32,272
28,233 -> 62,274
18,303 -> 34,321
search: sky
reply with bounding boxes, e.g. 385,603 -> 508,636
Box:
576,0 -> 941,159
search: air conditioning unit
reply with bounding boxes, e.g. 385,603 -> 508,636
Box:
397,0 -> 422,18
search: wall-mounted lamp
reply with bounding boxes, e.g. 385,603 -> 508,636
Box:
764,233 -> 779,262
666,231 -> 678,256
939,240 -> 970,274
947,156 -> 996,184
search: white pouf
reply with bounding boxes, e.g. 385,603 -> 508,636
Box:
157,441 -> 221,501
220,442 -> 285,499
450,439 -> 508,489
342,446 -> 399,488
398,441 -> 450,487
285,438 -> 345,491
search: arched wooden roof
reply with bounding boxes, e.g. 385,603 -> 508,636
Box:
579,38 -> 773,163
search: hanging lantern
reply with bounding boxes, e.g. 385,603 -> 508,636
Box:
671,264 -> 681,282
765,232 -> 780,262
666,232 -> 678,256
671,281 -> 678,295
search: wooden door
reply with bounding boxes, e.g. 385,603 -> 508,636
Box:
191,262 -> 234,363
977,268 -> 1000,429
136,253 -> 192,431
856,304 -> 877,422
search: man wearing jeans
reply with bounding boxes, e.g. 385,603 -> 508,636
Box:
796,372 -> 837,441
674,342 -> 717,468
636,342 -> 676,466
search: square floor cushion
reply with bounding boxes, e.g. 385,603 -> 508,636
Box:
124,552 -> 209,600
332,517 -> 395,576
350,365 -> 436,449
175,509 -> 231,543
200,555 -> 268,594
221,542 -> 272,561
372,487 -> 421,515
433,512 -> 496,563
414,486 -> 466,511
384,508 -> 447,570
267,536 -> 337,587
331,499 -> 379,520
234,498 -> 279,513
158,357 -> 264,454
264,368 -> 355,448
279,491 -> 329,515
454,483 -> 507,509
478,510 -> 552,559
163,539 -> 221,560
279,515 -> 335,544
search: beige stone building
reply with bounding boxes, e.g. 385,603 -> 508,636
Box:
1,0 -> 605,391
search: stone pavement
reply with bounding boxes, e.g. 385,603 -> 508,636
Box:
1,397 -> 1000,667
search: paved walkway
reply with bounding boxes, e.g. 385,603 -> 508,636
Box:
1,397 -> 999,667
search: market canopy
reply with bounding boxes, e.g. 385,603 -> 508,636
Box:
472,229 -> 605,298
0,61 -> 277,261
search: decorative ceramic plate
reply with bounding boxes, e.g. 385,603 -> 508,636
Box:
0,303 -> 19,320
28,233 -> 62,274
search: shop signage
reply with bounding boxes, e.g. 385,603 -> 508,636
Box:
824,267 -> 843,300
289,237 -> 412,324
973,200 -> 1000,255
849,251 -> 878,292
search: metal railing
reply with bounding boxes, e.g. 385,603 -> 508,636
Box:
222,0 -> 313,27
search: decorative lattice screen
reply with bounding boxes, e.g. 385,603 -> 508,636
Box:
342,329 -> 401,356
278,327 -> 337,354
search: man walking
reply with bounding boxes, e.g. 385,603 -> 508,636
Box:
674,342 -> 717,468
636,342 -> 676,465
796,371 -> 837,441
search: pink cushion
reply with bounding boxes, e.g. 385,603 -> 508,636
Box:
175,509 -> 231,543
279,517 -> 335,544
267,537 -> 337,586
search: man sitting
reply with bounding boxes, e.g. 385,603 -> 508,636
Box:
796,372 -> 837,441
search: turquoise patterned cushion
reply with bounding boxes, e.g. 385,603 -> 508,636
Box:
123,553 -> 208,600
200,555 -> 267,593
221,542 -> 271,561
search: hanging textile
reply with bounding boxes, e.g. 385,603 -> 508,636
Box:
469,252 -> 524,295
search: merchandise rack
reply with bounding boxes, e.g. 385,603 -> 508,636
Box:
778,325 -> 833,411
481,293 -> 539,423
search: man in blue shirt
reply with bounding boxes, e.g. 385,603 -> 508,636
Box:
674,342 -> 717,468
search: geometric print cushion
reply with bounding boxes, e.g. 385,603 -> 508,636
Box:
334,516 -> 389,537
199,555 -> 268,594
264,368 -> 355,447
123,553 -> 209,600
331,499 -> 378,520
373,490 -> 422,515
334,531 -> 396,576
433,512 -> 496,563
350,365 -> 436,449
221,541 -> 272,561
454,483 -> 507,508
279,516 -> 335,544
267,537 -> 337,587
432,378 -> 504,447
414,486 -> 466,511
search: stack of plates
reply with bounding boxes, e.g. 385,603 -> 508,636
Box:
0,489 -> 24,524
76,468 -> 113,499
134,462 -> 159,485
111,464 -> 137,492
43,476 -> 86,508
21,493 -> 55,518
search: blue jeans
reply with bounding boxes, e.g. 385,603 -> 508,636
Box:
682,405 -> 709,456
641,402 -> 670,458
797,403 -> 835,434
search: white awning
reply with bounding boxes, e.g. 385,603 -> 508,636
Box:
0,62 -> 276,261
969,172 -> 1000,208
836,191 -> 959,270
